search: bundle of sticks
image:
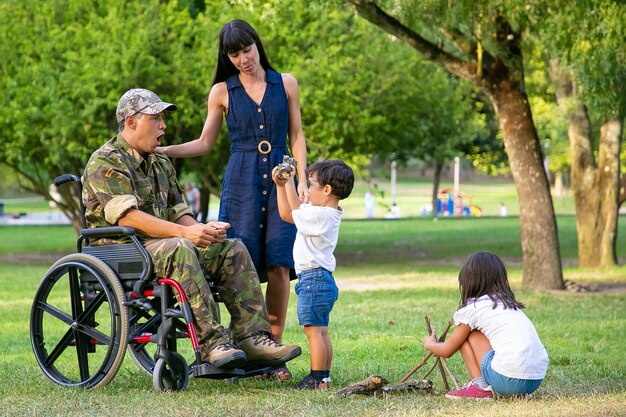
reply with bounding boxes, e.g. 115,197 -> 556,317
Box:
331,313 -> 458,398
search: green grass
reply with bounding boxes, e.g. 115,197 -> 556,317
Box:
0,225 -> 76,254
1,219 -> 626,416
0,196 -> 53,215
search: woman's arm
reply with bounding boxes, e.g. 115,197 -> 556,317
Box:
423,323 -> 471,358
283,73 -> 308,202
158,83 -> 227,157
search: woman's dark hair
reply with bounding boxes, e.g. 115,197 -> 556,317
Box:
211,19 -> 274,86
458,252 -> 525,310
306,160 -> 354,200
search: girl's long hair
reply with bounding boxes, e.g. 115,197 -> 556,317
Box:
211,19 -> 275,86
458,252 -> 525,310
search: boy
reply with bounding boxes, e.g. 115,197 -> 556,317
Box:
272,160 -> 354,390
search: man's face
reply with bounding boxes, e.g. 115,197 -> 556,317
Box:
130,112 -> 166,154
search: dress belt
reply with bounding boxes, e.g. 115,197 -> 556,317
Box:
230,142 -> 287,153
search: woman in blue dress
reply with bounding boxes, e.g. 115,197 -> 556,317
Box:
160,19 -> 307,379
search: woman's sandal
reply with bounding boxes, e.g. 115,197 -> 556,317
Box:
254,364 -> 292,381
270,365 -> 292,381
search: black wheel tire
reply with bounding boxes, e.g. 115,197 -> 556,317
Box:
152,353 -> 189,391
30,254 -> 128,388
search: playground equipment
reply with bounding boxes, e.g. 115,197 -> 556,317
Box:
435,189 -> 482,217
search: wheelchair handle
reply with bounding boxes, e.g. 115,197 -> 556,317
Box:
53,173 -> 86,230
54,174 -> 81,187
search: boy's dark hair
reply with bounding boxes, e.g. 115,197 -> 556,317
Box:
306,160 -> 354,200
212,19 -> 275,86
458,252 -> 525,310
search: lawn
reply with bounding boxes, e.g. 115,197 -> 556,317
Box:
1,217 -> 625,417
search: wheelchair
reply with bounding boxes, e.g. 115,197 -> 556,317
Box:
30,174 -> 271,391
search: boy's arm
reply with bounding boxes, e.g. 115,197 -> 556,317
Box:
272,167 -> 299,224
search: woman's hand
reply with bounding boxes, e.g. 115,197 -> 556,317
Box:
297,180 -> 307,202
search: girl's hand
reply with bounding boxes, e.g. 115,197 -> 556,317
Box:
423,327 -> 438,351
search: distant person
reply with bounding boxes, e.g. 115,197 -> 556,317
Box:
272,159 -> 354,390
499,202 -> 508,217
423,252 -> 548,399
385,203 -> 400,219
185,183 -> 202,221
364,190 -> 375,219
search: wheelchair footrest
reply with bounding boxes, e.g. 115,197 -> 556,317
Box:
191,362 -> 245,379
190,362 -> 274,379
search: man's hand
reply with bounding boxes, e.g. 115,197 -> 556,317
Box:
182,221 -> 230,248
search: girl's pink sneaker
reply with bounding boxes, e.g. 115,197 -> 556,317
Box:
445,382 -> 494,400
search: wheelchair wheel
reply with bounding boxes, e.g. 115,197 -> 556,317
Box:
152,352 -> 188,391
127,290 -> 221,375
30,253 -> 129,389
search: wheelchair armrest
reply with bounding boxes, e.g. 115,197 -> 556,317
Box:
80,226 -> 136,239
78,226 -> 153,283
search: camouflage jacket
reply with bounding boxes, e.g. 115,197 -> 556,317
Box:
82,134 -> 192,244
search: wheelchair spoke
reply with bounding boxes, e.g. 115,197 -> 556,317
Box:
43,328 -> 77,368
34,300 -> 74,325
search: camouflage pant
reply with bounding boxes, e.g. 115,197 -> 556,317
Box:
143,238 -> 270,360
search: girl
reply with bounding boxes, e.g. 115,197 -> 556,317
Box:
423,252 -> 548,399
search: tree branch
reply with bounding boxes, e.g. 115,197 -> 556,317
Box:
348,0 -> 478,82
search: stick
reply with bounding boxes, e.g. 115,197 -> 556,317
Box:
425,314 -> 450,391
399,351 -> 433,383
419,359 -> 439,380
400,317 -> 455,384
441,356 -> 459,390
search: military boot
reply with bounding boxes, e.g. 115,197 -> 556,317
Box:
238,334 -> 301,366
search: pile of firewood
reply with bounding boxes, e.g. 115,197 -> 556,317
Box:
331,314 -> 457,398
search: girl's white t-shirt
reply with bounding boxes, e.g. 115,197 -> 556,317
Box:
291,204 -> 342,274
453,295 -> 549,380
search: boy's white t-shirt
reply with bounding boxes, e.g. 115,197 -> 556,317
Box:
453,295 -> 549,380
291,203 -> 342,274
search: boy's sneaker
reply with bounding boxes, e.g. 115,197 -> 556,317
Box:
238,334 -> 301,365
293,375 -> 332,390
445,382 -> 494,400
205,343 -> 247,369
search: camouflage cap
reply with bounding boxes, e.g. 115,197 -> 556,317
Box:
116,88 -> 177,123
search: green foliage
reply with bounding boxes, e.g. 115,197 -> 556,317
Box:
0,0 -> 491,211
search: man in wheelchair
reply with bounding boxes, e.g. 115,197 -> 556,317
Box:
81,88 -> 301,370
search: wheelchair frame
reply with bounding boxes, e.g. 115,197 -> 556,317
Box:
30,174 -> 269,391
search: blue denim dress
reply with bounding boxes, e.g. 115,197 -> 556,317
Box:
219,69 -> 297,282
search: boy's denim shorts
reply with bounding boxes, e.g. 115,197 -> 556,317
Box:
481,349 -> 543,396
294,268 -> 338,327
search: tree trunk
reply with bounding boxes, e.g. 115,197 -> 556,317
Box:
431,160 -> 443,218
617,175 -> 626,210
348,0 -> 563,289
488,84 -> 563,289
550,60 -> 622,267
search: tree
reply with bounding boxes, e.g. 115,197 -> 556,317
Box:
0,0 -> 223,229
538,1 -> 625,267
348,0 -> 564,289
